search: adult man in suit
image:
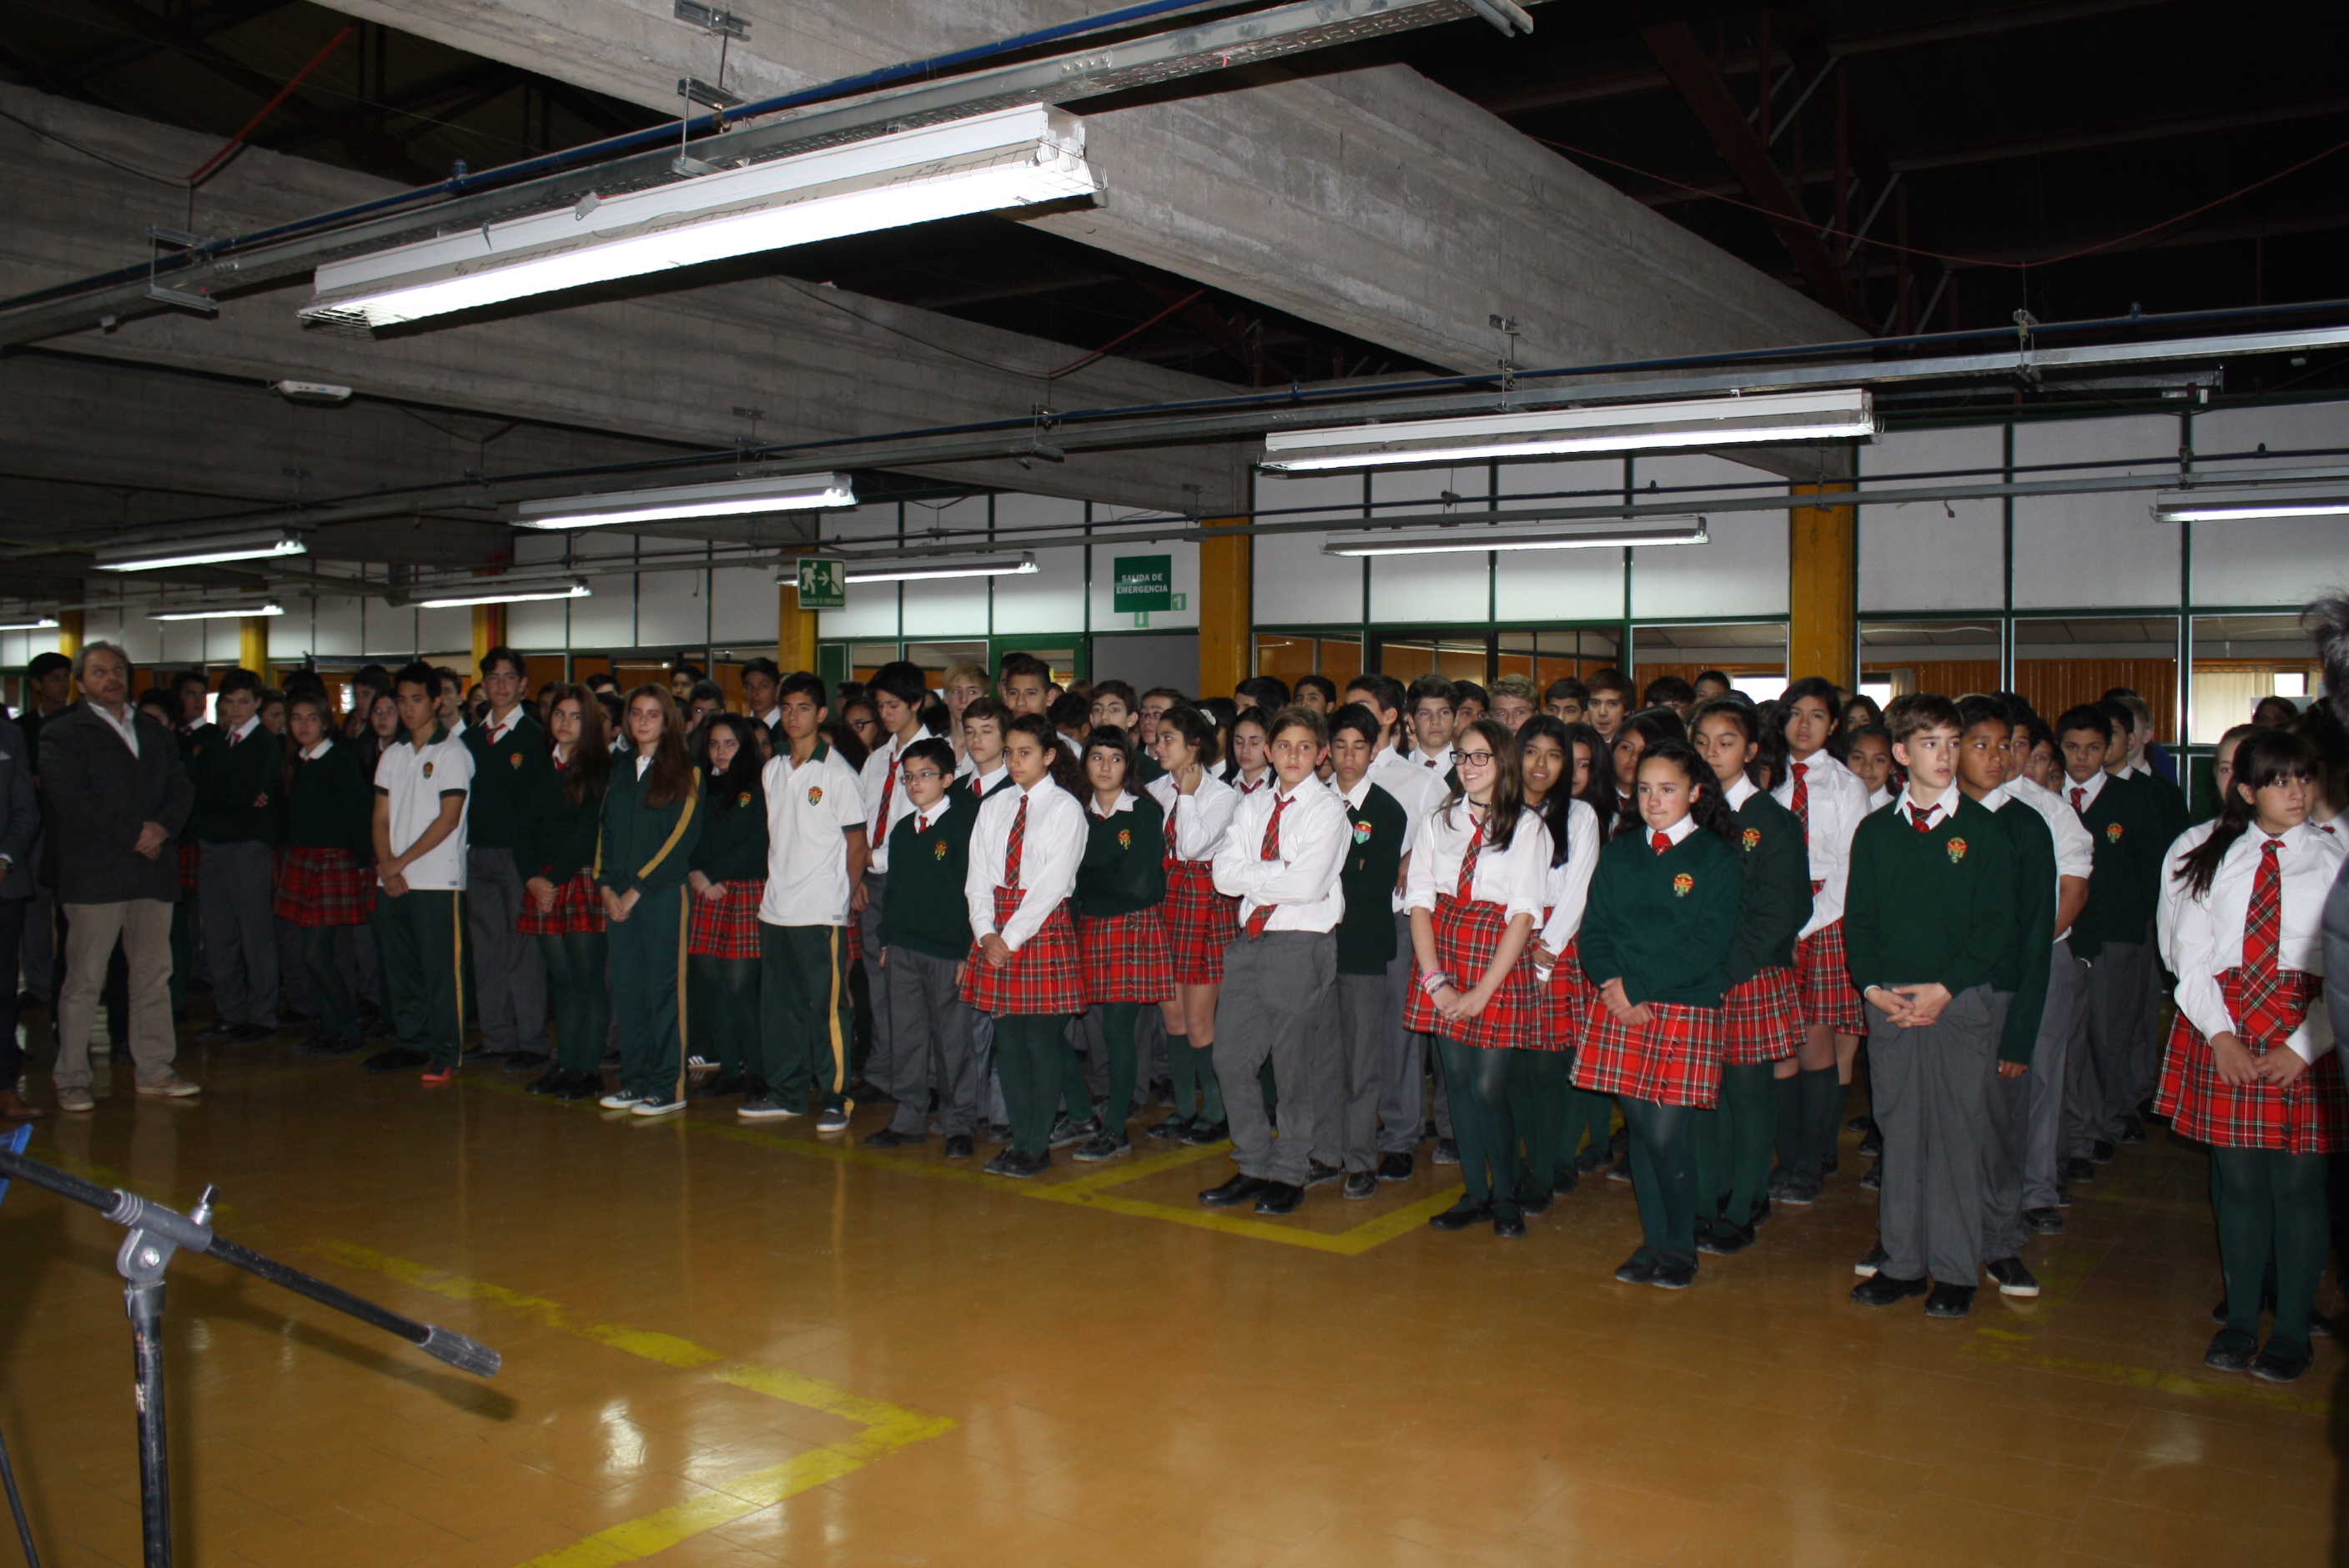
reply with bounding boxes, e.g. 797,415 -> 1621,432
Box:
0,709 -> 38,1118
37,641 -> 202,1111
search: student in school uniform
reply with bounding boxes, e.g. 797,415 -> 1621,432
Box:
1607,709 -> 1687,831
1089,680 -> 1145,769
2002,706 -> 2097,1235
869,738 -> 982,1153
850,662 -> 935,1117
1350,673 -> 1450,1176
686,715 -> 767,1102
1452,681 -> 1490,726
1544,678 -> 1588,727
1222,707 -> 1274,795
462,646 -> 556,1071
748,671 -> 868,1128
1199,705 -> 1350,1217
1573,739 -> 1743,1286
275,691 -> 375,1058
1848,724 -> 1899,813
1486,675 -> 1540,733
1069,725 -> 1173,1160
1147,704 -> 1239,1142
1515,715 -> 1601,1209
740,657 -> 783,737
1688,700 -> 1811,1253
1554,719 -> 1622,1173
1313,703 -> 1413,1199
1770,676 -> 1874,1204
1294,676 -> 1337,715
1582,670 -> 1632,746
1692,671 -> 1734,704
365,663 -> 473,1084
1844,694 -> 2017,1319
2101,695 -> 2191,1134
1642,675 -> 1696,717
595,687 -> 702,1118
961,713 -> 1088,1177
518,685 -> 613,1102
1402,676 -> 1459,777
2160,726 -> 2261,969
2158,729 -> 2345,1383
188,666 -> 284,1043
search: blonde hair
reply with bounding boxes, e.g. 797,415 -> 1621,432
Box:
942,661 -> 992,694
1488,674 -> 1540,704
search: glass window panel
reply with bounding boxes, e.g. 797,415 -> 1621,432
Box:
1859,618 -> 2002,701
2189,614 -> 2319,743
2013,616 -> 2179,746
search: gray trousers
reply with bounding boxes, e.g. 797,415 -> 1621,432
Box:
2073,938 -> 2151,1151
1377,911 -> 1440,1153
856,872 -> 896,1091
1212,931 -> 1334,1185
1870,983 -> 2003,1286
198,841 -> 278,1028
1311,972 -> 1389,1173
465,847 -> 546,1053
1984,944 -> 2085,1256
883,945 -> 978,1135
56,899 -> 179,1090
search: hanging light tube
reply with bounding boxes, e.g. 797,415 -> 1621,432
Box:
146,600 -> 286,621
1261,389 -> 1876,473
94,531 -> 308,572
2152,484 -> 2349,523
410,580 -> 591,610
1321,518 -> 1708,556
840,553 -> 1038,583
0,613 -> 61,631
299,105 -> 1101,333
516,473 -> 855,530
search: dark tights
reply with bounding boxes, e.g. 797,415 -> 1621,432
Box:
539,932 -> 611,1073
1507,1049 -> 1572,1194
994,1014 -> 1073,1157
1097,1003 -> 1143,1133
1437,1038 -> 1518,1216
1622,1095 -> 1698,1269
2212,1146 -> 2328,1348
300,926 -> 358,1043
692,955 -> 758,1075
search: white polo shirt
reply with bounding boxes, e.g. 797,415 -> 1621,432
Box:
759,741 -> 868,927
373,724 -> 472,891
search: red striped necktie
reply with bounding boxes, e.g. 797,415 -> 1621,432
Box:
1163,798 -> 1180,870
1243,794 -> 1293,939
2241,837 -> 2286,1032
1789,761 -> 1809,828
2070,785 -> 2085,812
1910,805 -> 1934,833
878,750 -> 897,833
1651,831 -> 1670,856
1004,796 -> 1028,890
1457,814 -> 1486,897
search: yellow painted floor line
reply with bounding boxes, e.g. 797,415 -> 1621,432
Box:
1962,1335 -> 2334,1418
312,1243 -> 957,1568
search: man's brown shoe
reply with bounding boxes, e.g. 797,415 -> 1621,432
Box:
0,1089 -> 45,1120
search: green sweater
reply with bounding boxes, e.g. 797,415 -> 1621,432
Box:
1335,782 -> 1409,976
521,756 -> 607,886
1579,826 -> 1744,1008
1844,793 -> 2016,999
878,804 -> 977,962
284,744 -> 373,859
187,723 -> 284,845
1075,794 -> 1168,919
1987,792 -> 2057,1064
596,764 -> 702,897
2070,773 -> 2165,957
1727,790 -> 1813,987
690,774 -> 770,882
461,712 -> 554,854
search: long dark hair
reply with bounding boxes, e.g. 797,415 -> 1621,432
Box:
2176,730 -> 2314,899
697,713 -> 762,815
545,683 -> 613,811
1086,723 -> 1135,798
1779,675 -> 1849,762
1155,704 -> 1220,770
1441,716 -> 1525,851
1633,739 -> 1741,847
1562,720 -> 1616,842
1610,708 -> 1690,837
1515,714 -> 1576,868
619,685 -> 696,809
1219,705 -> 1271,785
1689,696 -> 1768,790
1007,711 -> 1085,795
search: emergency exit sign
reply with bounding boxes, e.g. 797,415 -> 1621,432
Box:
1112,555 -> 1172,612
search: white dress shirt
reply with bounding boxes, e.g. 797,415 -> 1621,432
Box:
89,701 -> 141,756
965,777 -> 1085,951
300,738 -> 333,762
1148,771 -> 1240,861
1369,748 -> 1448,912
1212,775 -> 1348,933
858,724 -> 933,875
483,705 -> 524,746
1229,765 -> 1273,797
2063,769 -> 2110,815
2008,772 -> 2096,943
1893,781 -> 1959,832
1536,797 -> 1602,954
1406,798 -> 1553,925
1771,749 -> 1870,937
2171,822 -> 2344,1063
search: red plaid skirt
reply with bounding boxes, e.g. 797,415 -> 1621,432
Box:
1163,860 -> 1237,985
1794,907 -> 1867,1035
1403,894 -> 1541,1053
177,841 -> 200,895
688,878 -> 764,959
962,886 -> 1084,1016
1723,965 -> 1805,1066
273,845 -> 375,927
1574,1000 -> 1728,1109
1079,907 -> 1176,1004
2155,968 -> 2343,1153
517,870 -> 605,936
1536,929 -> 1583,1051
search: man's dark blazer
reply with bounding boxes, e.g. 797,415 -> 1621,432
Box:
0,716 -> 34,902
37,701 -> 194,906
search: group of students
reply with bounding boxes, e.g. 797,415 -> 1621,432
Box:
38,637 -> 2345,1380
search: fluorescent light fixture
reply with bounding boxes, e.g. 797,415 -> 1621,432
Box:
410,580 -> 591,610
516,473 -> 855,530
1261,389 -> 1876,473
840,553 -> 1038,583
1321,518 -> 1708,556
301,105 -> 1100,332
0,614 -> 60,631
94,530 -> 308,572
146,600 -> 285,621
2153,484 -> 2349,522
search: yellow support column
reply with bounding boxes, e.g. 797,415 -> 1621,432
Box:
1197,515 -> 1251,701
54,609 -> 83,665
239,616 -> 270,678
470,604 -> 506,671
777,582 -> 821,675
1788,481 -> 1857,689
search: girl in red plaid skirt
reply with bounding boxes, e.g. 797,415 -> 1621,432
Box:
2160,731 -> 2346,1384
1573,741 -> 1744,1289
1407,718 -> 1557,1238
278,694 -> 375,1053
519,687 -> 615,1101
962,714 -> 1089,1178
1073,726 -> 1174,1160
1512,716 -> 1602,1211
687,716 -> 769,1099
1144,705 -> 1237,1143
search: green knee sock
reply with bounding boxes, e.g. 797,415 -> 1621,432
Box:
2211,1149 -> 2274,1339
1166,1032 -> 1195,1117
1101,1003 -> 1140,1134
1195,1040 -> 1227,1123
1723,1064 -> 1779,1224
1059,1029 -> 1094,1122
1799,1066 -> 1843,1173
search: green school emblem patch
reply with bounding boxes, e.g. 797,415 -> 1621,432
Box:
2105,821 -> 2124,843
510,752 -> 523,769
1672,872 -> 1693,897
1353,819 -> 1372,844
421,761 -> 434,779
1947,837 -> 1968,864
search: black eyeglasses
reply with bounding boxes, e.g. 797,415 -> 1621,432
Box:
1456,751 -> 1497,766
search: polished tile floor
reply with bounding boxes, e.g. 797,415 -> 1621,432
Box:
1,1024 -> 2341,1568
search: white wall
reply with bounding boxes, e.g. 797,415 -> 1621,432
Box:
1250,472 -> 1364,626
2188,400 -> 2349,606
2011,414 -> 2184,609
1859,425 -> 2006,611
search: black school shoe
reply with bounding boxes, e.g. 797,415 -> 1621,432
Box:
1854,1242 -> 1888,1278
2025,1207 -> 2065,1235
1492,1212 -> 1527,1239
1147,1114 -> 1194,1141
1925,1283 -> 1977,1319
1342,1171 -> 1377,1200
1851,1273 -> 1929,1307
1612,1251 -> 1659,1284
2064,1156 -> 2095,1184
1515,1183 -> 1552,1217
863,1128 -> 924,1149
1377,1151 -> 1415,1182
943,1133 -> 974,1158
553,1071 -> 602,1102
2204,1328 -> 2258,1371
2090,1138 -> 2117,1164
1427,1199 -> 1491,1231
1858,1127 -> 1883,1158
1776,1170 -> 1823,1205
1695,1217 -> 1752,1256
1859,1162 -> 1882,1192
2119,1114 -> 2146,1144
1432,1138 -> 1460,1167
1984,1257 -> 2040,1297
1573,1144 -> 1608,1174
1049,1114 -> 1099,1150
1180,1119 -> 1230,1147
1072,1131 -> 1130,1163
1253,1182 -> 1303,1216
2252,1338 -> 2315,1383
1304,1160 -> 1342,1189
525,1066 -> 570,1097
1200,1173 -> 1267,1209
1651,1260 -> 1696,1290
1551,1168 -> 1580,1197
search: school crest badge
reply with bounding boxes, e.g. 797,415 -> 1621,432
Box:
509,752 -> 524,769
933,838 -> 949,862
422,761 -> 435,779
737,792 -> 752,809
2105,821 -> 2124,843
1741,827 -> 1761,852
807,786 -> 823,805
1353,819 -> 1372,845
1119,828 -> 1132,849
1672,872 -> 1694,898
1947,837 -> 1968,864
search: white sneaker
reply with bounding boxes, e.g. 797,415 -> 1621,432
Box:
599,1090 -> 644,1110
57,1085 -> 96,1113
136,1073 -> 202,1098
816,1105 -> 851,1133
631,1097 -> 686,1117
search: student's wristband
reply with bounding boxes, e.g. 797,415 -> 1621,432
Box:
1418,970 -> 1452,996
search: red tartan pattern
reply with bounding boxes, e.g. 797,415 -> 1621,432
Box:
2155,967 -> 2341,1153
1163,860 -> 1238,984
1723,965 -> 1805,1065
962,885 -> 1085,1015
687,878 -> 764,959
1079,907 -> 1177,1004
1402,893 -> 1541,1052
1793,912 -> 1868,1034
1573,998 -> 1728,1108
1538,932 -> 1584,1048
272,846 -> 375,927
177,841 -> 199,895
517,869 -> 605,936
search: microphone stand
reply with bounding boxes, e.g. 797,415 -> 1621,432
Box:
0,1148 -> 500,1568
